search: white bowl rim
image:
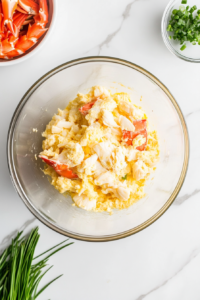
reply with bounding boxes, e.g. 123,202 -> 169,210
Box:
0,0 -> 57,66
7,56 -> 190,242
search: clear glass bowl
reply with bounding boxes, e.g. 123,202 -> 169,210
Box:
7,57 -> 189,241
162,0 -> 200,62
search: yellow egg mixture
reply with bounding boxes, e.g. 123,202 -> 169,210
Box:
39,86 -> 159,213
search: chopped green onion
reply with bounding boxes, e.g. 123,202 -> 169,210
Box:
122,174 -> 127,180
189,13 -> 194,20
167,3 -> 200,50
180,44 -> 187,50
177,10 -> 183,16
179,5 -> 185,12
167,24 -> 172,31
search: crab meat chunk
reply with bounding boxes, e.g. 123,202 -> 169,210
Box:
94,86 -> 110,98
94,171 -> 116,187
73,194 -> 96,211
93,141 -> 114,169
56,120 -> 72,129
119,115 -> 135,131
102,186 -> 130,201
119,101 -> 144,119
52,126 -> 62,133
132,160 -> 149,181
58,143 -> 84,167
112,147 -> 127,175
116,186 -> 130,201
92,161 -> 107,178
102,109 -> 119,128
77,154 -> 98,175
125,147 -> 139,161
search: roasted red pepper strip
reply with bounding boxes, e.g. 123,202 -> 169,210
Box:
39,155 -> 78,179
79,99 -> 97,116
122,119 -> 147,151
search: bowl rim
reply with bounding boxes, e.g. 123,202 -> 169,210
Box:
7,56 -> 189,242
161,0 -> 200,63
0,0 -> 57,66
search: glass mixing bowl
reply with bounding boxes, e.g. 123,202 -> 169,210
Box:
7,57 -> 189,241
162,0 -> 200,62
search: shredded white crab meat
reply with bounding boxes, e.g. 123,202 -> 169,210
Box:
52,126 -> 62,133
53,115 -> 63,120
40,86 -> 159,212
132,160 -> 149,180
73,194 -> 96,211
116,186 -> 130,201
125,147 -> 139,161
118,115 -> 135,131
92,161 -> 107,178
112,147 -> 127,175
56,120 -> 72,129
104,129 -> 121,145
57,109 -> 68,118
93,141 -> 114,169
102,186 -> 130,201
94,171 -> 116,187
57,143 -> 84,167
68,107 -> 79,123
72,124 -> 79,133
94,86 -> 110,98
119,101 -> 144,119
85,99 -> 103,125
137,151 -> 158,167
94,168 -> 130,202
77,154 -> 98,175
110,127 -> 122,136
86,98 -> 117,125
102,109 -> 119,128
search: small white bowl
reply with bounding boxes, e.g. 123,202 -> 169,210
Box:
0,0 -> 56,66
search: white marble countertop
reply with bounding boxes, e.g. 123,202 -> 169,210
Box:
1,0 -> 200,299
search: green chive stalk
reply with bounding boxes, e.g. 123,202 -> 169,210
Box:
0,227 -> 73,299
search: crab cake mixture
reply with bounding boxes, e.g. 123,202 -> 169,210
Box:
39,86 -> 159,213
